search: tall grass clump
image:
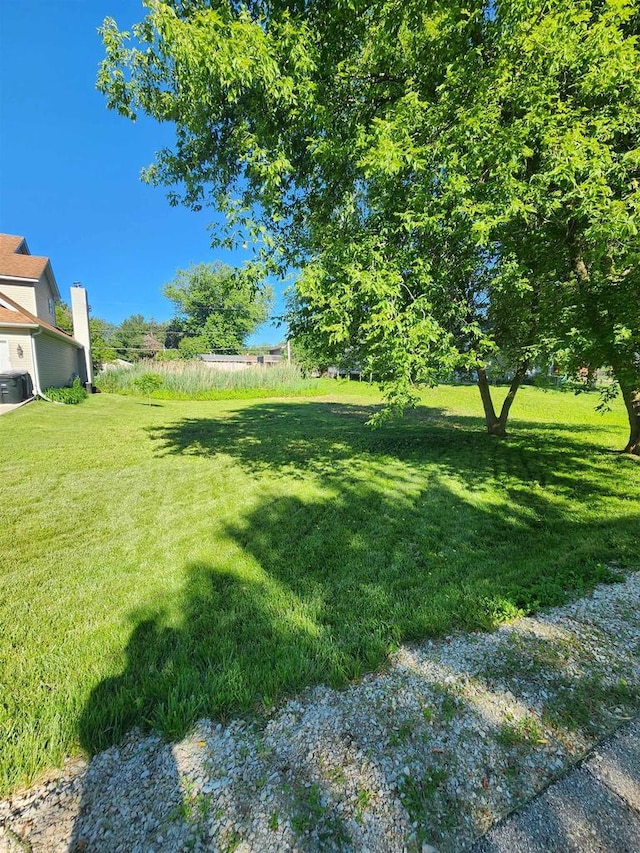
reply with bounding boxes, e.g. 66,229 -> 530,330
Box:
96,359 -> 323,399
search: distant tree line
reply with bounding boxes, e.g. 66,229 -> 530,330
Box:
56,262 -> 274,365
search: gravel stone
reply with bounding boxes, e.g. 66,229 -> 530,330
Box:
0,571 -> 638,852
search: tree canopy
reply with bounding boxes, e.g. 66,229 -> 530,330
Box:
109,313 -> 167,361
99,0 -> 640,452
163,261 -> 273,355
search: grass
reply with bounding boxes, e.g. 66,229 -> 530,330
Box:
496,715 -> 545,747
544,675 -> 640,734
96,358 -> 325,399
398,767 -> 451,835
0,383 -> 638,794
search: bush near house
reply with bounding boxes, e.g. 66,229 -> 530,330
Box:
43,377 -> 88,404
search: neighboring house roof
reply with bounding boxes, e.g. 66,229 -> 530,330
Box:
0,233 -> 60,299
0,290 -> 82,347
199,354 -> 258,362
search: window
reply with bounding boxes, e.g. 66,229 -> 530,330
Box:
48,298 -> 55,316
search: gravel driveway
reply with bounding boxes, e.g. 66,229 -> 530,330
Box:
1,571 -> 638,853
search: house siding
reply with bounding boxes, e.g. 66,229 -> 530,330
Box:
0,282 -> 37,314
34,276 -> 57,325
35,332 -> 82,388
0,330 -> 35,378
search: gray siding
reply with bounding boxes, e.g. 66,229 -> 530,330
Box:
35,332 -> 83,388
34,276 -> 57,324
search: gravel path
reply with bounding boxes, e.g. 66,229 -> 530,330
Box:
1,572 -> 638,853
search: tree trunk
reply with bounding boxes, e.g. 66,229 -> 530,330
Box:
476,367 -> 501,434
571,251 -> 640,456
476,363 -> 528,437
620,382 -> 640,456
497,363 -> 527,427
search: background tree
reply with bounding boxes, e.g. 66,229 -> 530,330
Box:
89,317 -> 119,368
54,300 -> 74,335
176,334 -> 210,360
55,300 -> 117,369
99,0 -> 640,452
110,314 -> 167,361
163,262 -> 273,355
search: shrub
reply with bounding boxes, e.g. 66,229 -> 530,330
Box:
44,377 -> 88,405
154,349 -> 181,361
131,371 -> 164,404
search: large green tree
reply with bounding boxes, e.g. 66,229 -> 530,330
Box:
99,0 -> 640,452
163,262 -> 273,354
467,0 -> 640,450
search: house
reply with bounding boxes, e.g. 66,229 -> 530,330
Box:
198,351 -> 285,369
198,353 -> 259,371
0,234 -> 93,398
257,344 -> 287,365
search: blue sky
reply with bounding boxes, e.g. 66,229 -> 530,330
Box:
0,0 -> 285,343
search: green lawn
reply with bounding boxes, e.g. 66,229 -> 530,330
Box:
1,383 -> 638,794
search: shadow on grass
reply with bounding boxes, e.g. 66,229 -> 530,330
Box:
80,402 -> 638,754
71,401 -> 639,847
146,400 -> 627,491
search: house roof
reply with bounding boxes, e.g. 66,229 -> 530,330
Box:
0,299 -> 35,326
0,235 -> 24,254
199,354 -> 258,362
0,233 -> 60,299
0,290 -> 82,347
